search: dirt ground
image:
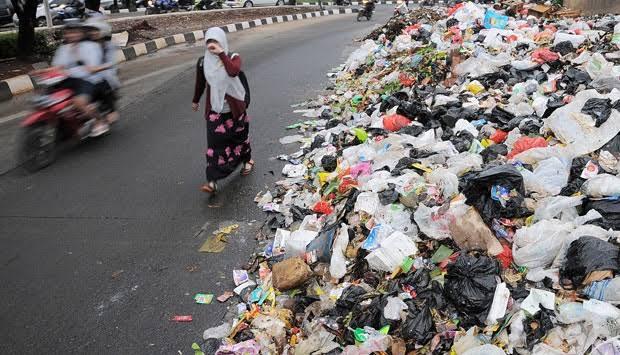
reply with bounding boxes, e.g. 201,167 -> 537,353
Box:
111,6 -> 318,45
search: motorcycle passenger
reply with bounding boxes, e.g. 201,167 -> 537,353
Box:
48,22 -> 109,136
363,0 -> 374,15
84,19 -> 120,125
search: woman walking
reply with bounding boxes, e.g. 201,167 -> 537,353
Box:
192,28 -> 254,193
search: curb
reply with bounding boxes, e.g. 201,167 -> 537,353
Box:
0,8 -> 356,103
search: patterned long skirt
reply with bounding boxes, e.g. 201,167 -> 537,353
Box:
205,111 -> 251,181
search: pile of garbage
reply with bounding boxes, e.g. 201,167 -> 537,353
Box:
196,3 -> 620,354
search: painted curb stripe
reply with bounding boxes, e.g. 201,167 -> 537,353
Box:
164,36 -> 176,46
154,37 -> 167,49
184,32 -> 196,43
122,46 -> 137,61
0,81 -> 12,102
133,43 -> 148,56
145,40 -> 158,53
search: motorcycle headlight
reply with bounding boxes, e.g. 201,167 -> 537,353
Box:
148,0 -> 153,5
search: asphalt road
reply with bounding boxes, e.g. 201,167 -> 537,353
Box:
0,7 -> 392,354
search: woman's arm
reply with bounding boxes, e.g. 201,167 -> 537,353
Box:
218,53 -> 241,77
193,58 -> 206,104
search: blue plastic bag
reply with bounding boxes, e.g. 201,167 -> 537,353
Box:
484,10 -> 509,29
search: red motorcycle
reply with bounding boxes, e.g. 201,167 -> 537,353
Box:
18,69 -> 110,172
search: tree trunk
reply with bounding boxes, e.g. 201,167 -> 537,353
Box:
128,0 -> 136,12
85,0 -> 101,11
12,0 -> 38,59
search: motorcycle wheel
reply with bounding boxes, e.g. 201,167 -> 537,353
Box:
356,12 -> 362,21
18,122 -> 57,172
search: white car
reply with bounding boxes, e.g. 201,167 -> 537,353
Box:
225,0 -> 286,7
13,4 -> 59,27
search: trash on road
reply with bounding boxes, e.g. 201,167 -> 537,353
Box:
171,315 -> 193,322
194,293 -> 214,305
191,2 -> 620,353
198,224 -> 239,253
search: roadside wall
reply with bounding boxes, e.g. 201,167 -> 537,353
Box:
563,0 -> 620,15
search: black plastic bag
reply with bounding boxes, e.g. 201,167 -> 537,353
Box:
392,157 -> 417,176
398,125 -> 426,136
552,41 -> 575,55
321,155 -> 337,172
460,165 -> 529,224
560,157 -> 590,196
451,131 -> 474,153
518,117 -> 543,135
441,107 -> 461,128
401,269 -> 446,310
401,304 -> 435,345
582,98 -> 612,127
379,187 -> 400,205
602,134 -> 620,155
560,236 -> 620,288
337,285 -> 368,310
524,307 -> 555,350
488,106 -> 515,130
561,68 -> 591,94
480,144 -> 508,163
583,198 -> 620,230
444,254 -> 499,326
311,135 -> 326,150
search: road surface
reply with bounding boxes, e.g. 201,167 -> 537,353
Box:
0,7 -> 392,354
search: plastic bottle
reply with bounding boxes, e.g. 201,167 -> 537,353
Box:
583,278 -> 620,305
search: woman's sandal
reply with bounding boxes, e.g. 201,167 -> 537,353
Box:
201,181 -> 217,193
241,160 -> 255,176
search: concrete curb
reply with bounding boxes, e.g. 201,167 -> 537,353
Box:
0,7 -> 356,102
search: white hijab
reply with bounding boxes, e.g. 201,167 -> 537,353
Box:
203,28 -> 246,113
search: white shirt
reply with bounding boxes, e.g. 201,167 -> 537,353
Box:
52,41 -> 103,84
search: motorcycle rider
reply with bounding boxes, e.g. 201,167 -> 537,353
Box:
84,19 -> 120,125
46,22 -> 109,136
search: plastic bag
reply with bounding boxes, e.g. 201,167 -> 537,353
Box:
582,174 -> 620,197
534,195 -> 584,221
427,168 -> 459,199
560,236 -> 620,288
546,89 -> 620,157
521,157 -> 571,196
444,254 -> 499,325
383,114 -> 411,132
354,191 -> 380,215
446,152 -> 483,176
486,283 -> 510,326
329,224 -> 349,280
461,165 -> 528,224
532,48 -> 560,64
413,203 -> 452,240
507,136 -> 547,159
462,344 -> 506,355
483,9 -> 508,29
401,304 -> 435,345
583,198 -> 620,230
582,98 -> 613,127
384,296 -> 408,321
512,219 -> 574,269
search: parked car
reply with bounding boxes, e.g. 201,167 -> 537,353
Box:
225,0 -> 285,7
0,0 -> 13,26
13,5 -> 60,27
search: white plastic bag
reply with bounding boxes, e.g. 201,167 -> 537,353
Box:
383,296 -> 408,321
581,174 -> 620,197
446,152 -> 483,176
354,191 -> 380,215
545,89 -> 620,157
534,195 -> 584,221
512,219 -> 574,269
329,224 -> 349,280
427,168 -> 459,199
413,203 -> 452,240
521,157 -> 571,196
462,344 -> 505,355
454,119 -> 479,137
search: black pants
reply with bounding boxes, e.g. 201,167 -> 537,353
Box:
93,80 -> 117,113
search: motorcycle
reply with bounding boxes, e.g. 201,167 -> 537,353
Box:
145,0 -> 179,15
18,69 -> 116,172
192,0 -> 222,10
356,0 -> 373,21
393,0 -> 407,15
